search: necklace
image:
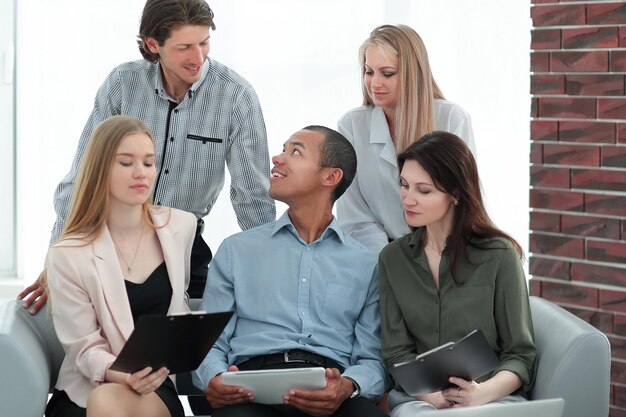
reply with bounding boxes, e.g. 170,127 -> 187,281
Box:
425,241 -> 446,256
112,225 -> 145,274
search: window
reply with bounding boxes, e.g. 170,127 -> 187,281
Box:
0,0 -> 16,278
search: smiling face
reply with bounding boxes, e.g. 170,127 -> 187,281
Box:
108,132 -> 157,208
363,45 -> 400,115
400,159 -> 456,229
269,129 -> 329,206
146,24 -> 210,96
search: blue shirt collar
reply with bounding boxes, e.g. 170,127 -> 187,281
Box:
271,210 -> 347,245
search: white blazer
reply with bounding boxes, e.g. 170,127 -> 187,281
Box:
46,207 -> 196,407
336,100 -> 475,252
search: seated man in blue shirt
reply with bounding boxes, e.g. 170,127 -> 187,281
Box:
193,125 -> 388,417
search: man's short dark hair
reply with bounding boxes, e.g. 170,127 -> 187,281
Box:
303,125 -> 357,203
137,0 -> 216,63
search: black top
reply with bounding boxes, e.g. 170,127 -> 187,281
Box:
125,262 -> 172,323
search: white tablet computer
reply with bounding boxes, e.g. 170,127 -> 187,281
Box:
221,367 -> 327,404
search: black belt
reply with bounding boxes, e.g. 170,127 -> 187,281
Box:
238,350 -> 344,372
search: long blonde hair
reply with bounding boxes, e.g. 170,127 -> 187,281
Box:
61,115 -> 156,242
359,24 -> 445,153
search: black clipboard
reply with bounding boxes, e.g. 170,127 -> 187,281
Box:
389,329 -> 500,395
109,310 -> 233,374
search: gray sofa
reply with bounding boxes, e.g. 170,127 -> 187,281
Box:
0,296 -> 611,417
528,296 -> 610,417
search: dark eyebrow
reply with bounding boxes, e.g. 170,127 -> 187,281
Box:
284,140 -> 306,150
176,35 -> 211,47
399,176 -> 434,187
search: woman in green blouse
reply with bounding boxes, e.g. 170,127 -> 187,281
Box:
378,131 -> 536,416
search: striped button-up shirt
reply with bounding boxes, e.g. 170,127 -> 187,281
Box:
51,58 -> 275,242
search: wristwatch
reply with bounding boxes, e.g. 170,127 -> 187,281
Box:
344,376 -> 361,398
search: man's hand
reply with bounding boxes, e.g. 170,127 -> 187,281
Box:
205,365 -> 254,408
17,269 -> 48,315
283,368 -> 353,417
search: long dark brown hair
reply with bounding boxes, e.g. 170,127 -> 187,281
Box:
397,131 -> 523,280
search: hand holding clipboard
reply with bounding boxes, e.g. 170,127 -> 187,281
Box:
390,329 -> 500,396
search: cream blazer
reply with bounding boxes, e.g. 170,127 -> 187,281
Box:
336,101 -> 475,252
46,207 -> 196,407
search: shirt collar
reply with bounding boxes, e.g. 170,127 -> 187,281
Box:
271,211 -> 347,245
370,106 -> 393,144
408,227 -> 452,277
408,227 -> 425,253
153,57 -> 212,99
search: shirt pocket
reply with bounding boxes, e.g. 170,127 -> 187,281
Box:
321,283 -> 367,331
184,133 -> 227,170
186,133 -> 224,144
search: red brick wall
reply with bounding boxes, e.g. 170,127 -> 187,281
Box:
530,2 -> 626,415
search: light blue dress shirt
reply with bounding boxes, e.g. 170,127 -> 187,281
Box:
193,211 -> 387,400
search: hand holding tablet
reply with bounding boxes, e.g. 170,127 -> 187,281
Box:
221,367 -> 327,404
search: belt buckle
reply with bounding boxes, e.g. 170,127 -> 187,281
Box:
284,350 -> 306,364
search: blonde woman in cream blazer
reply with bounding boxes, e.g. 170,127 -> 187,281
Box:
47,207 -> 195,409
45,115 -> 196,417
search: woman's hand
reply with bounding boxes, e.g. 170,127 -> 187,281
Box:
442,371 -> 522,408
106,365 -> 170,395
415,391 -> 451,409
126,367 -> 170,395
442,378 -> 487,408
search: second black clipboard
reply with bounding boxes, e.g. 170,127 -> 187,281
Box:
390,329 -> 500,396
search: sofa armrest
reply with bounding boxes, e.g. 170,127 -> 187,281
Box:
0,300 -> 65,417
529,296 -> 610,417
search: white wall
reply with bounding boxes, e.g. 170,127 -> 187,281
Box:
14,0 -> 530,285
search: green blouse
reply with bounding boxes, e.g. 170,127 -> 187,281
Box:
378,228 -> 537,391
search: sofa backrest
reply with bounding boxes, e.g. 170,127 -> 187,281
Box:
529,296 -> 610,417
0,300 -> 64,416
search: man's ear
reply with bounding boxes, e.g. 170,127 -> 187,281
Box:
322,167 -> 344,189
144,37 -> 159,54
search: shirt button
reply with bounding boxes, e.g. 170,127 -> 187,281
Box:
306,247 -> 310,251
164,169 -> 170,174
174,109 -> 179,113
170,137 -> 174,142
301,312 -> 306,316
302,278 -> 307,283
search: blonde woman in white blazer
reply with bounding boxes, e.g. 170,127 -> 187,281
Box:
337,25 -> 476,252
45,116 -> 196,417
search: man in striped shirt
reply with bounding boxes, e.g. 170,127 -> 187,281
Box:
18,0 -> 275,310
